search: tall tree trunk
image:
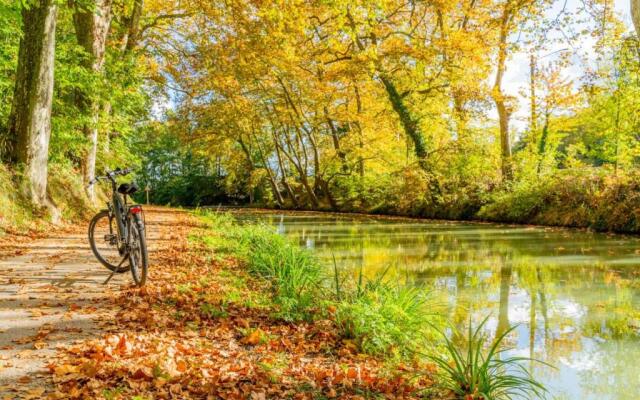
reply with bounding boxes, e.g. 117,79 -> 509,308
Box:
272,133 -> 299,208
353,83 -> 365,178
345,11 -> 428,171
632,0 -> 640,37
7,0 -> 59,216
529,54 -> 538,134
124,0 -> 144,52
324,106 -> 348,172
492,6 -> 514,181
71,0 -> 114,202
537,113 -> 550,175
452,88 -> 469,138
248,135 -> 285,207
380,75 -> 429,171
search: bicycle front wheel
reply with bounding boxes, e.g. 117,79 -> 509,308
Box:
89,210 -> 129,273
128,213 -> 148,287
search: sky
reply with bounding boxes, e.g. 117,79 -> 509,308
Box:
504,0 -> 633,132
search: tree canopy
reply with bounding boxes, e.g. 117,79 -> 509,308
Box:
0,0 -> 639,229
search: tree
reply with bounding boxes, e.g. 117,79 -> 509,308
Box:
6,0 -> 58,213
492,0 -> 552,181
632,0 -> 640,37
492,2 -> 515,181
70,0 -> 114,201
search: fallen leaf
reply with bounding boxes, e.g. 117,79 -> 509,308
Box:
33,341 -> 47,350
242,329 -> 265,346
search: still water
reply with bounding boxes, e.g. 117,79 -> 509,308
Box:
235,210 -> 640,400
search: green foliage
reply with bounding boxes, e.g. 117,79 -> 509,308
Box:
0,0 -> 19,139
427,317 -> 550,400
199,212 -> 324,322
478,170 -> 640,232
333,270 -> 440,358
133,126 -> 229,206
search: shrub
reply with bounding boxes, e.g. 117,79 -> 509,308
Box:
477,169 -> 640,232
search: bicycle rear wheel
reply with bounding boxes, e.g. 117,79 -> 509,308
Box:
128,213 -> 148,286
89,210 -> 129,273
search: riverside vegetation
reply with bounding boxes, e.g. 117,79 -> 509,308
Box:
195,211 -> 550,399
42,209 -> 549,399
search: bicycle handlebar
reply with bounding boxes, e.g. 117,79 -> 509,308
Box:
88,167 -> 133,187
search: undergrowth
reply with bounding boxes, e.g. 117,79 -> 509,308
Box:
478,169 -> 640,232
0,162 -> 103,234
196,211 -> 443,358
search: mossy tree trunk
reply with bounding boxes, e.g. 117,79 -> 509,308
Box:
380,75 -> 429,171
345,10 -> 429,172
71,0 -> 114,202
7,0 -> 58,213
124,0 -> 144,52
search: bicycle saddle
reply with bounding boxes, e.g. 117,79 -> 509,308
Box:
117,183 -> 139,195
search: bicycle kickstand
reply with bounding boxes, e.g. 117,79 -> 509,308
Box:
103,255 -> 129,285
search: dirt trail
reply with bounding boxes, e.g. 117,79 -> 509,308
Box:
0,207 -> 192,398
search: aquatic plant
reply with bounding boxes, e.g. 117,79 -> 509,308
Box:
427,317 -> 550,400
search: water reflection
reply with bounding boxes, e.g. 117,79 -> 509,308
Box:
235,211 -> 640,399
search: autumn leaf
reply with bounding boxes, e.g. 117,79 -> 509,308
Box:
242,328 -> 266,346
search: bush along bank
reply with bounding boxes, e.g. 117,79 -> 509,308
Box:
196,211 -> 552,399
244,169 -> 640,234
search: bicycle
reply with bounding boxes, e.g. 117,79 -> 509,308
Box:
87,167 -> 149,286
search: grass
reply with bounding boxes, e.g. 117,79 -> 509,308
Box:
333,265 -> 443,358
234,224 -> 324,321
426,317 -> 550,400
197,212 -> 323,322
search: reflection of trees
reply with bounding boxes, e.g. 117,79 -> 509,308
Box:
536,266 -> 550,337
579,340 -> 640,399
497,263 -> 512,337
582,284 -> 640,340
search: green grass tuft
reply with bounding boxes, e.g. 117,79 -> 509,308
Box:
427,317 -> 550,400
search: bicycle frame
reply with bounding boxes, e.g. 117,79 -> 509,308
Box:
106,176 -> 129,249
